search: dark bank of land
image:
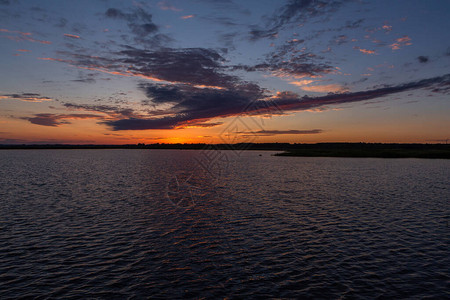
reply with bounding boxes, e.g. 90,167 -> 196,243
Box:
1,142 -> 449,158
273,143 -> 450,159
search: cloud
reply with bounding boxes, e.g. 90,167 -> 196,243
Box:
0,28 -> 51,44
104,7 -> 155,27
353,46 -> 376,55
182,121 -> 223,128
232,51 -> 333,79
129,23 -> 158,37
389,36 -> 412,50
181,15 -> 195,19
63,103 -> 138,118
249,0 -> 344,41
0,93 -> 52,102
417,56 -> 429,63
104,7 -> 169,46
63,33 -> 80,39
139,83 -> 185,103
382,24 -> 392,33
105,82 -> 266,130
71,72 -> 96,84
300,84 -> 348,93
44,47 -> 238,89
157,1 -> 182,12
289,80 -> 317,86
22,113 -> 104,127
56,18 -> 68,28
104,74 -> 450,131
290,78 -> 349,94
333,35 -> 348,45
123,47 -> 237,87
239,129 -> 323,136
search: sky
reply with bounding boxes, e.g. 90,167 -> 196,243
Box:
0,0 -> 449,144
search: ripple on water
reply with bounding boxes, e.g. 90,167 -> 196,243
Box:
0,150 -> 449,298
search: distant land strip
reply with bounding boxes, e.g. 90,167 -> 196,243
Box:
0,143 -> 449,158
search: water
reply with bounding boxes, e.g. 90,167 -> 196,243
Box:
0,149 -> 448,299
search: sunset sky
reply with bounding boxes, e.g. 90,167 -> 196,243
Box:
1,0 -> 449,144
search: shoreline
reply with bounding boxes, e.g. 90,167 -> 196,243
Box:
1,143 -> 449,159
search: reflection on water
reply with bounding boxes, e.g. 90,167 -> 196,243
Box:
0,149 -> 448,298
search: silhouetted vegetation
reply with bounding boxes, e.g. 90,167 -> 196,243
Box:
274,143 -> 450,159
0,142 -> 449,158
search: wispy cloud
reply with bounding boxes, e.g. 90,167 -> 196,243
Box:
353,46 -> 376,55
0,93 -> 52,102
238,129 -> 323,136
63,33 -> 80,39
63,103 -> 139,119
181,15 -> 195,20
289,80 -> 317,86
417,56 -> 429,63
103,7 -> 171,47
0,28 -> 51,44
249,0 -> 344,41
157,1 -> 182,12
22,113 -> 104,127
389,36 -> 412,50
233,52 -> 333,79
300,84 -> 349,93
382,24 -> 392,33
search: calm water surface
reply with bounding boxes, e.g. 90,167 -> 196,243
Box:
0,149 -> 448,299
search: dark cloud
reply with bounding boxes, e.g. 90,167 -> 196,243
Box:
71,23 -> 87,34
188,122 -> 223,128
249,0 -> 344,41
0,0 -> 10,5
105,8 -> 127,19
72,78 -> 95,83
105,7 -> 154,23
119,47 -> 238,87
232,51 -> 332,78
231,34 -> 332,78
333,35 -> 348,45
301,18 -> 364,43
140,83 -> 184,103
105,74 -> 450,131
104,7 -> 166,46
209,16 -> 239,27
129,23 -> 158,37
270,74 -> 450,112
49,47 -> 237,88
105,82 -> 266,130
417,56 -> 429,63
22,113 -> 103,127
63,103 -> 136,118
71,72 -> 96,83
56,17 -> 67,28
0,93 -> 52,102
